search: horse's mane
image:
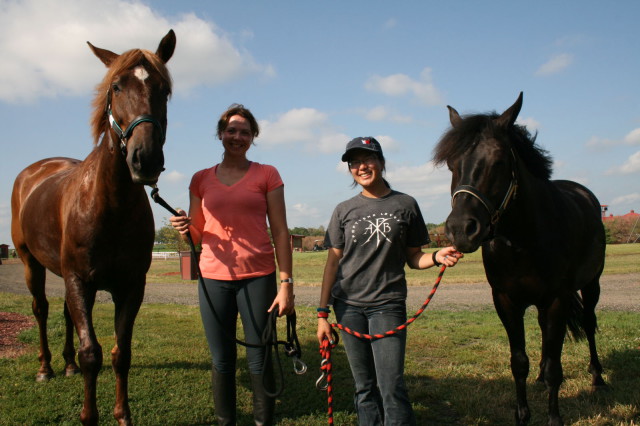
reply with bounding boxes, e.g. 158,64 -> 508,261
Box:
433,112 -> 553,180
90,49 -> 172,145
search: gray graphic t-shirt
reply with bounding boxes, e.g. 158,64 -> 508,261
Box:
325,190 -> 430,306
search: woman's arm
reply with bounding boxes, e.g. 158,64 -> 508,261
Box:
405,246 -> 464,270
266,186 -> 294,316
317,247 -> 342,344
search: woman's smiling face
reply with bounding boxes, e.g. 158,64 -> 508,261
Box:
220,114 -> 253,156
348,150 -> 384,189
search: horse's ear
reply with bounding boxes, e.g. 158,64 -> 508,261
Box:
87,42 -> 119,67
495,92 -> 523,128
447,105 -> 462,128
156,29 -> 176,64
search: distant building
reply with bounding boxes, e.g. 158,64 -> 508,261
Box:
601,208 -> 639,222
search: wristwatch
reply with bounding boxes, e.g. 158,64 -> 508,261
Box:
280,278 -> 294,284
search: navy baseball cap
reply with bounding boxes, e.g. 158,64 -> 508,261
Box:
341,137 -> 383,162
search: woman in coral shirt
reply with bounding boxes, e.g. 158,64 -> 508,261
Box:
170,104 -> 294,425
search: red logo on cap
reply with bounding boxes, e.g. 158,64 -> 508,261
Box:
362,139 -> 370,144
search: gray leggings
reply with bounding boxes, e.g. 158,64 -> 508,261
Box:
199,273 -> 277,375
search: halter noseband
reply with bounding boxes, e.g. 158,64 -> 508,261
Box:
105,88 -> 165,155
451,149 -> 518,225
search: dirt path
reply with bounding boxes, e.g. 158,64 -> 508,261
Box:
1,261 -> 638,311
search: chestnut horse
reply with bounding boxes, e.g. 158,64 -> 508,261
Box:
433,93 -> 606,425
11,30 -> 175,425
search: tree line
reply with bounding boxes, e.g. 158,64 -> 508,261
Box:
155,218 -> 635,253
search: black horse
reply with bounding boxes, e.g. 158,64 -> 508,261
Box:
433,92 -> 606,425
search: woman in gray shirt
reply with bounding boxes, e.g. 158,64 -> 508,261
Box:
317,137 -> 462,425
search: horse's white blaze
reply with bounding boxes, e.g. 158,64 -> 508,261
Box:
134,66 -> 149,81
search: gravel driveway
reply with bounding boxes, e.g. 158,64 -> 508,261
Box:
1,261 -> 638,311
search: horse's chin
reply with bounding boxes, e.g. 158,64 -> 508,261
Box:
131,172 -> 160,186
450,239 -> 482,254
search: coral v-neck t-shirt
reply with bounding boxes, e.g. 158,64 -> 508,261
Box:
189,162 -> 284,280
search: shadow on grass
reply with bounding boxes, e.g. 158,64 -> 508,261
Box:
403,346 -> 640,425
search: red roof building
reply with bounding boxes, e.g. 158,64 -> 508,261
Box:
602,209 -> 639,222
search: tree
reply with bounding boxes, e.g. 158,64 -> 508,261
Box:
155,221 -> 190,252
290,227 -> 310,236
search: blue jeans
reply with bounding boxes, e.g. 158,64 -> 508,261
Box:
334,299 -> 416,426
199,273 -> 277,374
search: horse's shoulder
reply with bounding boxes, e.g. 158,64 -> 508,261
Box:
550,179 -> 600,211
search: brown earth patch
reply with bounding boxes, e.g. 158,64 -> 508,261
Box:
0,311 -> 35,359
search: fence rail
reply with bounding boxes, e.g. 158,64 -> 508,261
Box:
151,251 -> 179,260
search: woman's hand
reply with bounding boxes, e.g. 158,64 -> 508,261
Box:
169,208 -> 191,235
269,285 -> 295,317
317,318 -> 334,345
435,246 -> 464,267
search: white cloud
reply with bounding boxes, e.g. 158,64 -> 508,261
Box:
607,150 -> 640,174
160,170 -> 186,184
611,192 -> 640,205
586,128 -> 640,150
364,67 -> 443,106
0,0 -> 273,103
384,18 -> 397,29
386,161 -> 452,198
258,108 -> 348,153
288,203 -> 324,228
363,106 -> 413,124
586,136 -> 617,149
517,117 -> 541,132
535,53 -> 573,76
624,128 -> 640,145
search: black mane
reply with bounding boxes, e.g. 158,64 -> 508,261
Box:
433,112 -> 553,180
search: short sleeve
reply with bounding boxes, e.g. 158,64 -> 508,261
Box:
324,206 -> 345,249
406,199 -> 430,247
262,164 -> 284,193
189,168 -> 208,199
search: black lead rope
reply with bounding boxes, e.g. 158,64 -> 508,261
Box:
149,186 -> 306,397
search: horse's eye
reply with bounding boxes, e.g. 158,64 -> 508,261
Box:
112,83 -> 121,93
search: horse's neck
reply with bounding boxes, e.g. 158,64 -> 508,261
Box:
498,172 -> 551,243
87,134 -> 141,202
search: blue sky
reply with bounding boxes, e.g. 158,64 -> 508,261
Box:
1,0 -> 639,248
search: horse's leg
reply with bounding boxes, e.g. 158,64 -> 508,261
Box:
111,283 -> 145,426
493,293 -> 530,425
580,280 -> 606,389
21,254 -> 54,381
65,279 -> 102,426
540,298 -> 567,426
62,301 -> 81,376
536,307 -> 548,384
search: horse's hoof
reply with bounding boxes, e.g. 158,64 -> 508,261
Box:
591,382 -> 609,393
547,417 -> 564,426
64,366 -> 81,377
36,372 -> 53,382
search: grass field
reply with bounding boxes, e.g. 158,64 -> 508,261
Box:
0,293 -> 638,425
147,243 -> 640,285
1,244 -> 638,424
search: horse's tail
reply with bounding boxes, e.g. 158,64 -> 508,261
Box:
566,292 -> 586,341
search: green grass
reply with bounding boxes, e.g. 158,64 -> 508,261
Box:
1,291 -> 638,425
147,244 -> 640,286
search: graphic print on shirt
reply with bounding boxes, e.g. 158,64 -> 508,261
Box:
351,212 -> 403,247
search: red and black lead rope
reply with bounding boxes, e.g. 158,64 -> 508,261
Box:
316,265 -> 447,425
